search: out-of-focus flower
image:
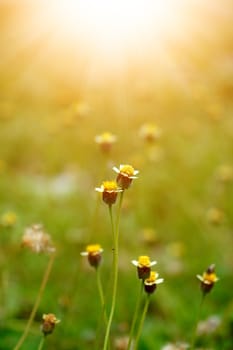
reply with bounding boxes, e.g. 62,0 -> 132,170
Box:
114,335 -> 130,350
216,164 -> 233,183
140,227 -> 159,246
207,207 -> 224,225
197,264 -> 219,295
139,123 -> 162,142
81,244 -> 103,268
22,224 -> 55,254
132,255 -> 157,280
161,342 -> 189,350
197,315 -> 221,335
113,165 -> 139,190
144,270 -> 164,294
0,211 -> 17,228
95,180 -> 122,205
72,101 -> 90,118
95,132 -> 117,153
41,313 -> 60,336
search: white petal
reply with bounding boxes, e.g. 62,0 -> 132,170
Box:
131,260 -> 139,266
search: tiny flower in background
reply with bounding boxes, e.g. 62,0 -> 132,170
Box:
22,224 -> 55,254
161,342 -> 189,350
41,313 -> 60,336
81,244 -> 103,268
197,315 -> 221,336
216,164 -> 233,183
197,264 -> 219,295
113,164 -> 139,190
0,211 -> 17,228
95,180 -> 122,205
132,255 -> 157,280
139,123 -> 162,142
206,207 -> 224,225
95,132 -> 117,153
144,270 -> 164,294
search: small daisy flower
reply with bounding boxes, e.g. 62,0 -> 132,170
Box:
95,180 -> 122,205
22,224 -> 55,254
95,132 -> 117,153
41,313 -> 60,336
113,164 -> 139,190
81,244 -> 103,268
144,271 -> 164,294
207,207 -> 224,225
197,264 -> 219,295
139,123 -> 162,142
0,211 -> 17,228
132,255 -> 157,280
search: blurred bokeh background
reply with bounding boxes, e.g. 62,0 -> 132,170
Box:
0,0 -> 233,349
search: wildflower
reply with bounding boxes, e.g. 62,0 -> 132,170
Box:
197,315 -> 221,335
95,180 -> 122,205
81,244 -> 103,268
1,211 -> 17,228
144,271 -> 164,294
197,264 -> 219,295
216,164 -> 233,183
207,207 -> 224,225
113,164 -> 139,190
95,132 -> 117,153
139,123 -> 162,142
22,224 -> 55,254
41,313 -> 60,336
132,255 -> 157,280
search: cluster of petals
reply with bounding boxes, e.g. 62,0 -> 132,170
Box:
144,271 -> 164,294
81,244 -> 103,268
95,132 -> 117,152
41,313 -> 60,336
95,164 -> 139,205
197,264 -> 219,294
22,224 -> 55,254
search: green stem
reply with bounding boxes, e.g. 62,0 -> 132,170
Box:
190,293 -> 205,350
133,295 -> 150,350
103,192 -> 124,350
96,266 -> 108,325
127,281 -> 143,350
37,336 -> 45,350
14,252 -> 55,350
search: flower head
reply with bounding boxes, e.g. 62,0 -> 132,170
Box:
139,123 -> 162,143
113,164 -> 139,189
132,255 -> 157,280
95,132 -> 117,153
0,211 -> 17,228
144,270 -> 164,294
41,313 -> 60,336
22,224 -> 55,254
95,180 -> 122,205
197,264 -> 219,294
81,244 -> 103,268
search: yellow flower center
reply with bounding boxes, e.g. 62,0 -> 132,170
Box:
120,165 -> 135,176
138,255 -> 151,267
102,181 -> 118,191
101,132 -> 115,142
145,271 -> 156,283
203,272 -> 217,283
86,244 -> 102,254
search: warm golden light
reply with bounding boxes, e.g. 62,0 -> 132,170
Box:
38,0 -> 191,58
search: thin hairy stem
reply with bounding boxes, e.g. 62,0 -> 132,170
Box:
37,336 -> 45,350
14,252 -> 55,350
190,293 -> 206,350
127,281 -> 144,350
133,295 -> 150,350
103,192 -> 124,350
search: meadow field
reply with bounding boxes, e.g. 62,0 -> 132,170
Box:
0,1 -> 233,349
